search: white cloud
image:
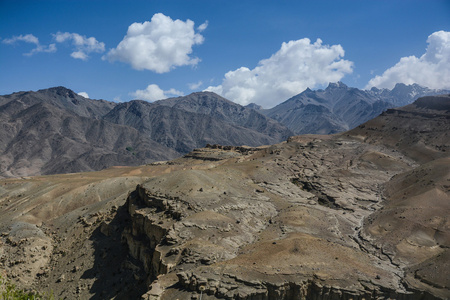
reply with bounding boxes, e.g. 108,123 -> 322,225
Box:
77,92 -> 89,98
71,51 -> 88,60
104,13 -> 206,73
131,84 -> 184,101
197,21 -> 208,32
2,34 -> 56,56
54,32 -> 105,60
205,38 -> 353,108
366,30 -> 450,90
188,81 -> 203,90
3,34 -> 39,45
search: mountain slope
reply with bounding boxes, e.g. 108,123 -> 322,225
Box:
347,94 -> 450,164
154,91 -> 293,141
104,99 -> 287,153
265,82 -> 450,134
0,99 -> 178,177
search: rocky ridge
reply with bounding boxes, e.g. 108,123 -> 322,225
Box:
103,97 -> 291,154
154,92 -> 291,143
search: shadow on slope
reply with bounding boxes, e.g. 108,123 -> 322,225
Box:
81,204 -> 147,300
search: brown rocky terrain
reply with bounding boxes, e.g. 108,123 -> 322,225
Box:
0,95 -> 449,299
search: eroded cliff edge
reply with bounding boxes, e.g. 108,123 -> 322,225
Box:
118,128 -> 448,299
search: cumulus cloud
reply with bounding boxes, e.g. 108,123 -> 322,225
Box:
53,32 -> 105,60
77,92 -> 89,98
2,34 -> 56,56
131,84 -> 184,101
104,13 -> 206,73
205,38 -> 353,108
366,31 -> 450,90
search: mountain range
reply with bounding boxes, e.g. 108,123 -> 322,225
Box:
262,82 -> 450,134
0,87 -> 292,177
1,83 -> 448,177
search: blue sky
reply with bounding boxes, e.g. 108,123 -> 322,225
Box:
1,0 -> 450,108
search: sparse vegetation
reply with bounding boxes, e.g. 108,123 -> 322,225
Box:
126,146 -> 136,155
0,276 -> 55,300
